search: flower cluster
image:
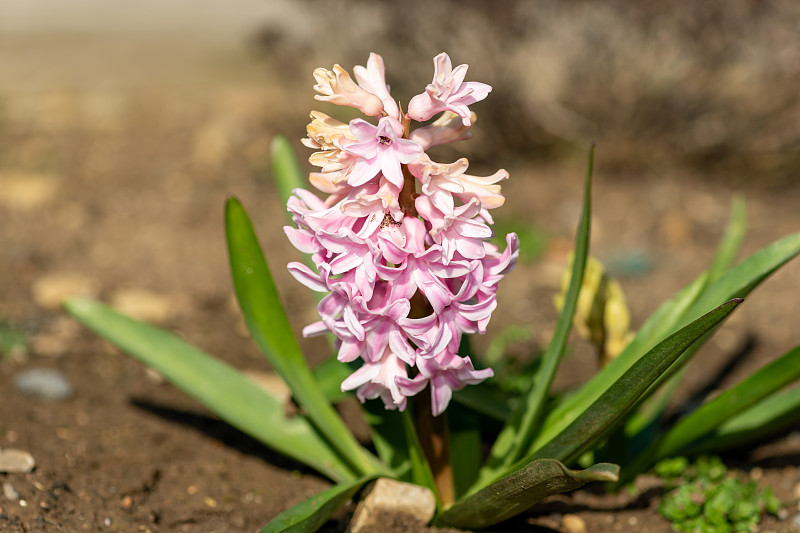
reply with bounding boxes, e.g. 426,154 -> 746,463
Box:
286,52 -> 518,416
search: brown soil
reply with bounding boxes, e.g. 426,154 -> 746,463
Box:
1,5 -> 800,533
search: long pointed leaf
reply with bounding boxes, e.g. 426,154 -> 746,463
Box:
684,384 -> 800,455
401,409 -> 438,497
707,195 -> 747,283
362,401 -> 411,479
225,197 -> 383,476
655,344 -> 800,459
448,403 -> 483,499
64,298 -> 355,482
476,145 -> 594,488
435,460 -> 618,529
261,476 -> 378,533
525,299 -> 741,467
271,135 -> 306,214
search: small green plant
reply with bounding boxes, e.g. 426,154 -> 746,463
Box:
657,456 -> 781,533
0,320 -> 28,359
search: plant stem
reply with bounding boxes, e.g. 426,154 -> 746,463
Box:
415,388 -> 455,506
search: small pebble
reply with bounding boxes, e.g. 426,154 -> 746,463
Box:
792,514 -> 800,529
750,467 -> 763,481
14,368 -> 73,400
204,497 -> 217,508
110,288 -> 173,324
120,496 -> 132,509
3,482 -> 19,501
31,273 -> 95,309
0,449 -> 35,473
563,513 -> 587,533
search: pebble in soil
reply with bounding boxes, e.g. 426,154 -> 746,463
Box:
13,368 -> 73,400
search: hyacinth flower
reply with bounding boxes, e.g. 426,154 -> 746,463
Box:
286,52 -> 519,417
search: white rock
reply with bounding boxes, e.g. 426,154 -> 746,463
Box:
3,482 -> 20,501
349,478 -> 436,533
0,449 -> 36,473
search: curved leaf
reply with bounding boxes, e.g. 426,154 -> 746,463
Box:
656,344 -> 800,459
684,384 -> 800,455
225,197 -> 384,477
261,476 -> 377,533
271,135 -> 306,214
435,460 -> 618,529
525,299 -> 742,466
64,298 -> 355,482
476,145 -> 594,491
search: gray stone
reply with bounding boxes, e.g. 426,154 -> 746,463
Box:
3,482 -> 20,501
14,368 -> 73,400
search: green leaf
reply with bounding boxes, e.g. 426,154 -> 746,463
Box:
225,197 -> 384,477
684,231 -> 800,327
271,135 -> 306,215
451,382 -> 512,422
654,344 -> 800,459
707,195 -> 746,284
260,475 -> 378,533
448,403 -> 482,499
522,299 -> 741,468
312,356 -> 353,404
535,230 -> 800,454
617,344 -> 800,486
401,409 -> 438,497
361,401 -> 411,479
684,381 -> 800,456
64,298 -> 356,482
476,145 -> 594,487
434,460 -> 618,529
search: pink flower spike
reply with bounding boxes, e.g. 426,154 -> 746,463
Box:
313,65 -> 385,116
353,53 -> 400,119
345,117 -> 424,188
407,53 -> 492,126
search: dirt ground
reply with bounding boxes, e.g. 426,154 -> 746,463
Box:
1,3 -> 800,532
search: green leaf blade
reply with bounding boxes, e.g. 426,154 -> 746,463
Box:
225,197 -> 383,477
435,460 -> 618,529
685,383 -> 800,455
271,135 -> 306,214
528,299 -> 742,466
64,298 -> 356,482
261,476 -> 377,533
658,344 -> 800,459
476,145 -> 594,489
707,195 -> 747,284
